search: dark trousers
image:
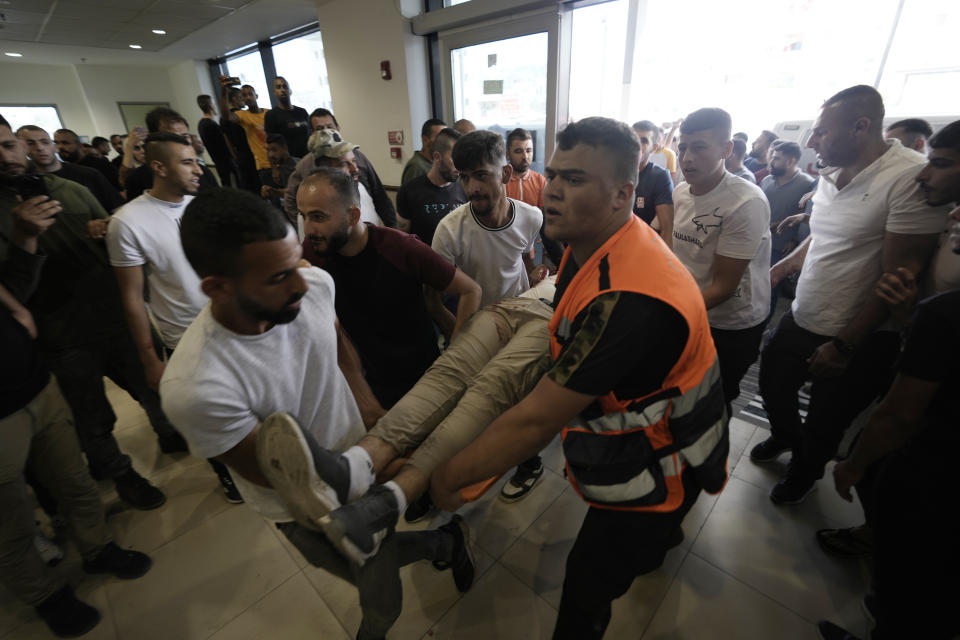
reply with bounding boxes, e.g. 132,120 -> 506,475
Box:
711,320 -> 767,413
553,471 -> 702,640
758,311 -> 900,481
44,333 -> 180,479
278,522 -> 451,640
871,447 -> 959,639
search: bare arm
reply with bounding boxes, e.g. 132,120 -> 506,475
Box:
397,216 -> 411,233
336,318 -> 385,429
424,286 -> 455,340
655,204 -> 674,249
215,422 -> 272,488
114,265 -> 166,390
219,77 -> 240,124
445,269 -> 481,340
770,234 -> 811,287
835,231 -> 938,346
702,255 -> 751,310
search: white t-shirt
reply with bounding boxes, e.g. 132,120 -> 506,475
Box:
793,140 -> 949,336
926,225 -> 960,297
432,198 -> 542,308
160,267 -> 365,522
672,172 -> 772,330
106,192 -> 207,349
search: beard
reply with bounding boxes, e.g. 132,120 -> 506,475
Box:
308,224 -> 350,257
439,166 -> 459,183
769,165 -> 786,177
237,290 -> 305,326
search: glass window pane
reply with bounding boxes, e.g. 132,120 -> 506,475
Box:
568,0 -> 628,122
226,50 -> 270,105
272,31 -> 334,112
451,32 -> 548,172
1,106 -> 63,134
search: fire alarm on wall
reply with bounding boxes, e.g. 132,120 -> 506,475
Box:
390,147 -> 402,159
388,130 -> 403,145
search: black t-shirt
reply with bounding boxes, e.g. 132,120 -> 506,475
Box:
53,162 -> 124,212
396,173 -> 466,246
897,290 -> 960,447
0,245 -> 48,420
633,162 -> 674,225
548,256 -> 689,419
124,163 -> 220,202
303,225 -> 456,408
265,106 -> 310,158
197,117 -> 234,175
78,154 -> 121,190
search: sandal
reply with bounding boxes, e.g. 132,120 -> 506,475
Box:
815,526 -> 873,558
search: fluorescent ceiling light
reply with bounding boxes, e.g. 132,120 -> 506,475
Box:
152,29 -> 166,34
5,52 -> 23,57
129,44 -> 142,49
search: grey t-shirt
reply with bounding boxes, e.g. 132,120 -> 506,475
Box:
761,171 -> 815,258
160,267 -> 365,521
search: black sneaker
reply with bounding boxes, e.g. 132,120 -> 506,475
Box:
499,459 -> 544,503
770,474 -> 817,505
404,492 -> 435,524
35,586 -> 101,638
749,436 -> 792,463
114,470 -> 166,510
82,541 -> 152,579
257,412 -> 349,528
816,620 -> 861,640
320,484 -> 398,566
158,432 -> 189,454
432,515 -> 475,592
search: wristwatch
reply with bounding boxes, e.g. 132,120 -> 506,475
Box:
831,337 -> 856,357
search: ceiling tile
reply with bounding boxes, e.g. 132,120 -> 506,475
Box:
1,0 -> 57,13
0,8 -> 49,25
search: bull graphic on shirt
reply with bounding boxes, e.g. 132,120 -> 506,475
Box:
692,208 -> 723,234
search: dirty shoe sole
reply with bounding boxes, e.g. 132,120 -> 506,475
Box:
257,413 -> 341,530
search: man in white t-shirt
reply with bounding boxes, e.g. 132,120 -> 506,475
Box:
754,85 -> 948,505
432,129 -> 547,502
161,189 -> 472,640
672,108 -> 771,413
107,132 -> 240,502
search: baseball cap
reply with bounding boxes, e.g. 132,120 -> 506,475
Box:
308,129 -> 358,159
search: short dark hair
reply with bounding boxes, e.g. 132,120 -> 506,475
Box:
144,132 -> 190,164
145,107 -> 187,134
0,114 -> 9,130
431,127 -> 461,156
181,188 -> 291,278
302,166 -> 360,211
110,133 -> 124,142
631,120 -> 660,139
452,130 -> 506,172
823,85 -> 885,132
731,138 -> 747,159
241,84 -> 255,93
309,108 -> 339,129
266,133 -> 287,147
556,117 -> 640,185
505,128 -> 532,147
197,94 -> 214,114
886,118 -> 933,139
16,124 -> 46,136
421,118 -> 446,139
55,128 -> 79,141
760,130 -> 778,143
929,120 -> 960,152
680,108 -> 732,142
92,136 -> 109,147
773,140 -> 801,161
733,131 -> 749,142
274,76 -> 288,85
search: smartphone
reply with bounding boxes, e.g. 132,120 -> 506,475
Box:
17,174 -> 49,201
227,76 -> 241,86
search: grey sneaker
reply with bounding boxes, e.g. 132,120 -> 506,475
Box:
257,412 -> 349,530
320,484 -> 399,566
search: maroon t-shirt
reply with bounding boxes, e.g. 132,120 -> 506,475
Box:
304,224 -> 456,407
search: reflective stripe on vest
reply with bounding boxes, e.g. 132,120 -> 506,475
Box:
551,216 -> 729,513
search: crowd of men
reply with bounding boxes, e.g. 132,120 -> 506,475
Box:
1,79 -> 957,640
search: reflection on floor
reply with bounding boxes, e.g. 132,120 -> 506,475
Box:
1,379 -> 871,640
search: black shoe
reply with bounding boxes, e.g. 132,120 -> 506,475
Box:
433,515 -> 475,593
35,586 -> 101,638
158,432 -> 189,454
816,620 -> 861,640
404,492 -> 434,524
215,469 -> 244,504
749,436 -> 792,463
320,484 -> 399,566
83,541 -> 152,579
770,474 -> 816,505
499,459 -> 544,503
114,470 -> 166,510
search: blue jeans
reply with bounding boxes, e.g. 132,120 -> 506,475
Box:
277,522 -> 452,640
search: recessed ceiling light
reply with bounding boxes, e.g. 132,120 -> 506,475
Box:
5,52 -> 23,57
129,44 -> 142,49
152,29 -> 166,35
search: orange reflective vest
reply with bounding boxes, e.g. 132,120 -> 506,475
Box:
550,215 -> 729,512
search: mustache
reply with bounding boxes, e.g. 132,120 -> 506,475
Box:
285,292 -> 305,307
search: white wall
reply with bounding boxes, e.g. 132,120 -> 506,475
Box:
74,64 -> 179,136
318,0 -> 431,186
0,63 -> 98,136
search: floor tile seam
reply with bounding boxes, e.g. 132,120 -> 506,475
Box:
638,547 -> 692,639
126,501 -> 238,556
478,480 -> 569,562
201,570 -> 305,640
686,549 -> 823,625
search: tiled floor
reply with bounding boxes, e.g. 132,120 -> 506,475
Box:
1,381 -> 872,640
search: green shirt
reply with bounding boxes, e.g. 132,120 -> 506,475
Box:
0,174 -> 127,351
401,151 -> 433,186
